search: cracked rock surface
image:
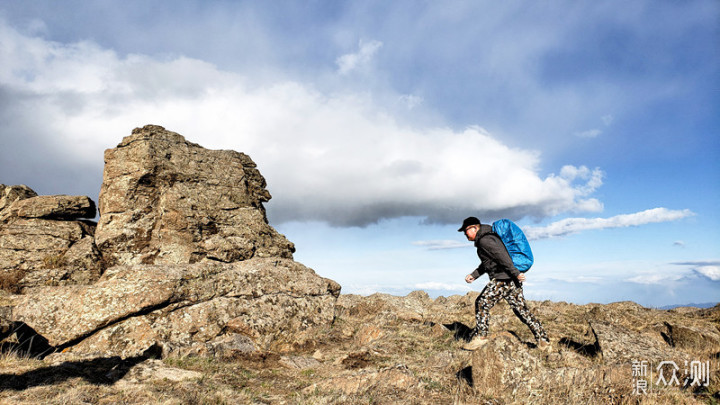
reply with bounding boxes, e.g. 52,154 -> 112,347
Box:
0,125 -> 340,358
0,186 -> 101,293
12,258 -> 340,356
95,125 -> 295,267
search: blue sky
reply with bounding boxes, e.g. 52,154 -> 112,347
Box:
0,1 -> 718,307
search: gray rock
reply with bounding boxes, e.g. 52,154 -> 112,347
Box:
207,333 -> 258,358
590,321 -> 690,365
0,185 -> 101,292
95,125 -> 295,267
0,184 -> 37,216
0,218 -> 101,292
471,333 -> 606,398
280,355 -> 321,370
12,258 -> 341,357
13,195 -> 96,220
2,125 -> 341,359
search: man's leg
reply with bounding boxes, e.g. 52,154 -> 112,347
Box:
471,279 -> 506,338
504,283 -> 549,343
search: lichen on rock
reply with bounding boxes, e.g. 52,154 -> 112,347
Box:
0,125 -> 339,359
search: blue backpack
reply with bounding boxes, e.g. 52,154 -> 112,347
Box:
491,219 -> 534,272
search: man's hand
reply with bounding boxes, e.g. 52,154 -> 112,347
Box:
517,273 -> 526,283
465,274 -> 475,283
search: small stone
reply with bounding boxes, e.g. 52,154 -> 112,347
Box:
279,355 -> 320,370
355,324 -> 384,345
312,349 -> 324,361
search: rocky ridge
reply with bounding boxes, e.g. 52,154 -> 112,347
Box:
1,290 -> 717,404
0,125 -> 339,360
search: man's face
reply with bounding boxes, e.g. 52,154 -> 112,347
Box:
465,225 -> 479,241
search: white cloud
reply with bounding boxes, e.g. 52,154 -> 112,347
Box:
601,114 -> 614,126
575,129 -> 602,138
0,21 -> 612,226
627,264 -> 720,285
524,208 -> 695,240
412,240 -> 466,250
413,282 -> 471,292
626,273 -> 684,285
342,281 -> 471,297
336,40 -> 383,75
559,165 -> 603,197
574,115 -> 613,139
549,275 -> 606,284
695,266 -> 720,281
398,94 -> 424,110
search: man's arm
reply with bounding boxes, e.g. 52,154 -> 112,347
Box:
466,264 -> 485,283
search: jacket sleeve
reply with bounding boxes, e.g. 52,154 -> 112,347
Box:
471,264 -> 485,279
484,234 -> 521,279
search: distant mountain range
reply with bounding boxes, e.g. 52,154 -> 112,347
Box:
659,302 -> 718,310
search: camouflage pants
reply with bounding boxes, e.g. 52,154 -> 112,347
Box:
472,278 -> 549,343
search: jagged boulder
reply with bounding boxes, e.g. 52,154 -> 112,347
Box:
0,187 -> 102,292
12,257 -> 340,357
469,333 -> 625,399
335,291 -> 432,323
463,301 -> 718,402
95,125 -> 295,266
590,321 -> 691,365
11,195 -> 96,220
0,184 -> 37,214
655,320 -> 720,351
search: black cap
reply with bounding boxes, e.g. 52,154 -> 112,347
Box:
458,216 -> 481,232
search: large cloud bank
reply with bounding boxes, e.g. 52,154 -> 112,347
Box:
2,20 -> 605,226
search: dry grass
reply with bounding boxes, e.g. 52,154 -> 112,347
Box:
0,269 -> 26,294
41,254 -> 67,269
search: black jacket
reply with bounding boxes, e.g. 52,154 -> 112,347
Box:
470,224 -> 521,283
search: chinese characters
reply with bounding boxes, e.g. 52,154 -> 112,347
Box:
632,359 -> 711,395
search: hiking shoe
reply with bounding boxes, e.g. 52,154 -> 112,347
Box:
537,339 -> 552,353
462,336 -> 488,351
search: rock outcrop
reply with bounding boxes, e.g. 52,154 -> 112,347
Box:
0,186 -> 101,292
0,125 -> 339,359
8,195 -> 96,221
95,125 -> 294,267
463,300 -> 719,402
0,184 -> 37,213
327,293 -> 720,403
13,258 -> 340,357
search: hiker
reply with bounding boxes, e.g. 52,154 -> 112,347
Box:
458,216 -> 550,351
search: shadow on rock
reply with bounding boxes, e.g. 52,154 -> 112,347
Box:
506,330 -> 537,350
558,336 -> 601,358
0,354 -> 151,391
456,365 -> 473,387
443,321 -> 474,342
0,324 -> 163,391
0,322 -> 53,359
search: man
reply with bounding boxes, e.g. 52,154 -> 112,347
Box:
458,216 -> 550,351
